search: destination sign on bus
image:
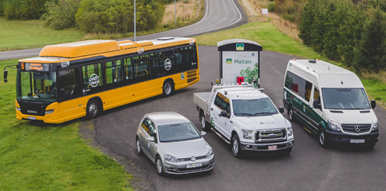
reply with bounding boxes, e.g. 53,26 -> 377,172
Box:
23,63 -> 50,71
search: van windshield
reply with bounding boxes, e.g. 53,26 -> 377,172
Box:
322,88 -> 370,110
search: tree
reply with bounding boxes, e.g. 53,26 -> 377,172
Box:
299,0 -> 316,46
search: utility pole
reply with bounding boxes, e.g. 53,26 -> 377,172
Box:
175,0 -> 177,26
134,0 -> 136,41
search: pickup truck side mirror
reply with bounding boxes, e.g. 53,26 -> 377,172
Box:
220,110 -> 230,118
313,100 -> 322,110
371,100 -> 376,109
279,107 -> 284,113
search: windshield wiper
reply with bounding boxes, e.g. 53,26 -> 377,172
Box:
236,113 -> 254,116
255,112 -> 274,115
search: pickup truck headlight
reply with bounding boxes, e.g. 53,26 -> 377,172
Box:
164,154 -> 179,163
206,148 -> 214,159
371,122 -> 378,131
287,126 -> 293,137
327,120 -> 341,131
242,129 -> 253,140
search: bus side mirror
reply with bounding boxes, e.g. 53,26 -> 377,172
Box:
279,107 -> 284,113
371,100 -> 376,109
313,100 -> 321,110
4,70 -> 8,83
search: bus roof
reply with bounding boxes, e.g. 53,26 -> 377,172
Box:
19,37 -> 196,63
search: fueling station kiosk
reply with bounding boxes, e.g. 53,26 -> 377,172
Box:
217,39 -> 262,87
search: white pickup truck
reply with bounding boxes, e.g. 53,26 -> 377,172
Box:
193,84 -> 294,157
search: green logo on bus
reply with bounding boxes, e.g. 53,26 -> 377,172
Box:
226,58 -> 232,64
181,73 -> 185,80
236,44 -> 244,51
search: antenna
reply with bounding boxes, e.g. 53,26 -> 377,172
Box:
341,72 -> 343,85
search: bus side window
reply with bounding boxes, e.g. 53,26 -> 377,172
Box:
134,54 -> 150,78
159,50 -> 175,71
150,52 -> 159,70
104,61 -> 114,85
58,68 -> 81,99
82,63 -> 103,90
115,59 -> 122,82
124,57 -> 133,80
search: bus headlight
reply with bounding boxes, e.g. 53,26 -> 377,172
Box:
45,109 -> 55,114
242,129 -> 253,139
328,120 -> 341,131
16,106 -> 21,111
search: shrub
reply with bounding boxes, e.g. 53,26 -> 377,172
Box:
41,0 -> 81,30
268,2 -> 275,12
3,0 -> 49,20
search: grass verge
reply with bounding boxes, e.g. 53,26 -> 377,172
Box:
0,59 -> 133,190
193,22 -> 386,105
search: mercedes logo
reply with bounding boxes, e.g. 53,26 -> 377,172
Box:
191,156 -> 196,162
354,125 -> 361,132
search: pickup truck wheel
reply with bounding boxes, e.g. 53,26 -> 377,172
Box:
231,134 -> 243,158
200,113 -> 208,131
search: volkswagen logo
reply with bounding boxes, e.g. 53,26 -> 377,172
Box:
354,125 -> 361,132
191,156 -> 196,162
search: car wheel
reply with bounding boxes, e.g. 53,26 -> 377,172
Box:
136,137 -> 143,155
86,100 -> 99,119
319,130 -> 330,148
200,112 -> 208,131
288,107 -> 296,122
156,156 -> 165,176
163,81 -> 173,96
231,134 -> 243,158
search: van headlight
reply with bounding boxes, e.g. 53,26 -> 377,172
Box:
371,122 -> 378,132
242,129 -> 253,139
164,154 -> 179,163
328,120 -> 341,131
206,148 -> 214,159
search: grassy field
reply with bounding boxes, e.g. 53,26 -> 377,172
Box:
0,17 -> 84,51
194,22 -> 386,103
0,60 -> 133,190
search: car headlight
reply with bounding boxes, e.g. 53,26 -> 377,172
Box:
164,154 -> 179,163
242,129 -> 253,139
371,122 -> 378,131
287,126 -> 293,137
45,109 -> 55,114
16,106 -> 21,111
328,120 -> 341,131
206,148 -> 214,159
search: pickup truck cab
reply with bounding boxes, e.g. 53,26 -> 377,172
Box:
194,84 -> 294,157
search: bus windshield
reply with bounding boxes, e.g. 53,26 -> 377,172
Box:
17,71 -> 57,102
322,88 -> 370,110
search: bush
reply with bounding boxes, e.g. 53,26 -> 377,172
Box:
268,2 -> 275,12
0,0 -> 4,16
41,0 -> 81,30
3,0 -> 49,20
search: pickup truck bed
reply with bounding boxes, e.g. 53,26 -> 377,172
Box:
193,92 -> 211,114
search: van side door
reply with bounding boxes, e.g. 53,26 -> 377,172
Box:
311,86 -> 325,133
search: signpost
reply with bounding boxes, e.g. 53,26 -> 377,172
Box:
262,8 -> 268,21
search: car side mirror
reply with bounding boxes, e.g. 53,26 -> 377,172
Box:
371,100 -> 376,109
313,100 -> 321,110
201,131 -> 207,136
220,110 -> 230,118
147,136 -> 155,142
279,107 -> 284,113
4,70 -> 8,83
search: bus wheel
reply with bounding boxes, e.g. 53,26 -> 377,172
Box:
163,80 -> 173,96
87,100 -> 100,119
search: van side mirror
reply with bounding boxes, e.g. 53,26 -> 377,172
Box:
220,110 -> 230,118
313,100 -> 321,110
371,100 -> 376,109
279,107 -> 284,113
4,70 -> 8,83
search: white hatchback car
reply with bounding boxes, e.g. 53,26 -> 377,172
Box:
136,112 -> 215,175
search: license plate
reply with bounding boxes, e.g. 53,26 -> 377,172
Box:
350,139 -> 365,144
268,145 -> 277,151
27,116 -> 36,120
186,163 -> 202,169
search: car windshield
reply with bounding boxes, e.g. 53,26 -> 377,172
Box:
322,88 -> 370,110
158,123 -> 201,142
17,71 -> 57,102
233,98 -> 278,116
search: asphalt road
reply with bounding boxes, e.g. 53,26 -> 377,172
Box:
0,0 -> 245,61
93,46 -> 386,191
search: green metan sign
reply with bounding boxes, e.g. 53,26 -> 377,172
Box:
236,44 -> 244,51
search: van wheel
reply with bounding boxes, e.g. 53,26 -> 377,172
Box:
86,100 -> 100,119
288,107 -> 296,122
319,130 -> 330,148
163,80 -> 173,96
200,111 -> 208,131
231,134 -> 243,158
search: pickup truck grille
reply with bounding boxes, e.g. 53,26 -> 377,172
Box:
341,124 -> 371,133
255,128 -> 286,143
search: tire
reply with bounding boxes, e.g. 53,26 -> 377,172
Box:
200,111 -> 208,131
156,156 -> 165,176
163,80 -> 173,96
288,107 -> 296,122
318,130 -> 330,148
86,100 -> 100,119
136,137 -> 143,155
231,134 -> 243,158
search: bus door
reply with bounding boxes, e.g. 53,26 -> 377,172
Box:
58,67 -> 84,120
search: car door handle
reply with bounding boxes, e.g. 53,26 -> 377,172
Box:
230,120 -> 233,123
211,108 -> 213,111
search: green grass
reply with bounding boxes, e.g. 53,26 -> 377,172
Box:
193,22 -> 385,104
0,17 -> 84,51
0,60 -> 133,190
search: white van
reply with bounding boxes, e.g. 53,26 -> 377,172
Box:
283,59 -> 379,148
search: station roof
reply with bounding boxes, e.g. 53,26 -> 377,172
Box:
217,39 -> 262,51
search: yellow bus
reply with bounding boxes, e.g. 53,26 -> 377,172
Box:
6,37 -> 200,123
